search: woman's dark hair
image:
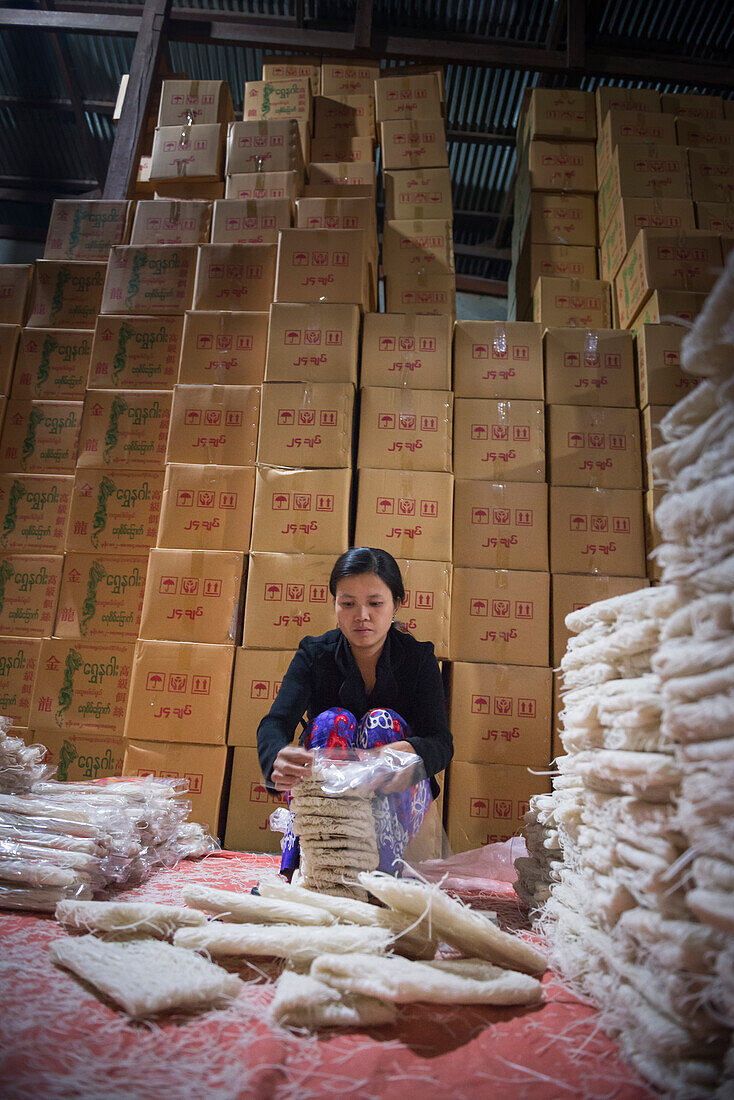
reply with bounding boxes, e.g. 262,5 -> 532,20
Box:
329,547 -> 405,604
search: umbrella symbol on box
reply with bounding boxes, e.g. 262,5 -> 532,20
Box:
379,338 -> 396,351
265,584 -> 282,601
494,696 -> 512,715
472,508 -> 488,524
284,330 -> 300,344
146,672 -> 165,691
472,344 -> 489,360
197,335 -> 213,350
377,497 -> 394,513
569,433 -> 585,448
379,414 -> 395,429
571,514 -> 587,530
251,681 -> 269,699
159,576 -> 178,594
278,410 -> 295,425
471,695 -> 490,713
273,493 -> 290,510
470,798 -> 489,818
471,599 -> 487,616
177,490 -> 193,506
185,411 -> 201,425
471,425 -> 488,439
294,252 -> 308,265
250,783 -> 269,802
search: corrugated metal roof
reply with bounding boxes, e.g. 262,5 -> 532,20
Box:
1,0 -> 733,286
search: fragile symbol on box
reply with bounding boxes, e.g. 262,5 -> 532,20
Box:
287,583 -> 304,601
198,491 -> 215,508
398,497 -> 415,516
250,679 -> 270,699
492,599 -> 511,618
159,576 -> 178,594
299,410 -> 315,426
293,493 -> 311,510
493,798 -> 513,819
169,674 -> 187,693
493,508 -> 510,525
492,426 -> 509,441
494,696 -> 512,715
471,694 -> 490,713
181,577 -> 199,595
399,414 -> 416,430
591,516 -> 608,532
470,797 -> 489,818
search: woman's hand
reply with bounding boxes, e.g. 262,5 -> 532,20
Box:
271,746 -> 313,792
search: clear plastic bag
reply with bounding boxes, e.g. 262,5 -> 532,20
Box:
311,746 -> 428,796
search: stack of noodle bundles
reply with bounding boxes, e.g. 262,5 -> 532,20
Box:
289,777 -> 379,900
513,793 -> 563,913
0,730 -> 217,912
532,252 -> 734,1099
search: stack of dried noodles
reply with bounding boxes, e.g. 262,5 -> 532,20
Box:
513,794 -> 563,913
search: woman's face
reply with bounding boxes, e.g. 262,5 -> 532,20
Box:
334,572 -> 398,655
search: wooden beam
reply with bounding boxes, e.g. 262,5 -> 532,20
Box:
0,8 -> 139,34
0,94 -> 115,114
455,274 -> 508,297
103,0 -> 173,200
353,0 -> 374,51
0,177 -> 98,195
585,48 -> 734,87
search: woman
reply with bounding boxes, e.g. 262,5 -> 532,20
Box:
257,547 -> 453,877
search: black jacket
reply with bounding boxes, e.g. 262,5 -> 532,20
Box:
256,626 -> 453,798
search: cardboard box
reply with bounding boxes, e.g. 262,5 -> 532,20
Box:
520,89 -> 595,142
383,168 -> 452,220
308,162 -> 376,190
295,197 -> 377,262
450,567 -> 550,667
660,92 -> 723,120
0,553 -> 62,637
243,78 -> 312,129
695,201 -> 734,233
520,140 -> 597,193
449,663 -> 552,766
224,171 -> 300,203
552,669 -> 563,760
0,266 -> 33,326
125,639 -> 234,744
124,738 -> 229,836
101,246 -> 197,316
77,390 -> 171,472
446,760 -> 551,852
149,123 -> 225,182
225,746 -> 287,853
139,548 -> 245,645
379,119 -> 448,171
378,64 -> 446,104
453,398 -> 545,483
314,95 -> 376,142
354,468 -> 453,562
28,262 -> 106,330
688,148 -> 734,204
599,197 -> 696,282
677,117 -> 734,150
644,487 -> 664,583
635,324 -> 698,407
544,328 -> 635,407
39,726 -> 125,782
394,557 -> 451,660
226,119 -> 304,175
262,57 -> 320,97
30,639 -> 134,734
0,399 -> 82,474
66,469 -> 164,556
154,180 -> 224,202
595,86 -> 660,124
357,386 -> 452,472
130,200 -> 212,245
452,480 -> 548,571
0,324 -> 20,394
632,289 -> 708,328
192,244 -> 277,313
274,229 -> 368,308
257,381 -> 354,468
547,405 -> 642,490
384,273 -> 456,319
157,80 -> 235,127
43,200 -> 132,261
178,311 -> 268,386
533,276 -> 611,329
242,551 -> 338,649
310,136 -> 375,164
615,229 -> 722,330
0,637 -> 41,727
89,315 -> 182,390
551,573 -> 649,665
518,191 -> 597,248
12,329 -> 91,400
251,466 -> 351,555
549,486 -> 646,576
301,182 -> 375,203
265,302 -> 359,385
453,321 -> 543,401
166,383 -> 259,467
597,144 -> 691,239
641,404 -> 670,490
595,110 -> 677,189
321,59 -> 380,97
514,244 -> 598,304
382,219 -> 454,274
157,464 -> 255,552
374,72 -> 442,123
54,553 -> 147,642
360,313 -> 451,390
211,198 -> 291,245
0,473 -> 72,554
229,647 -> 297,745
